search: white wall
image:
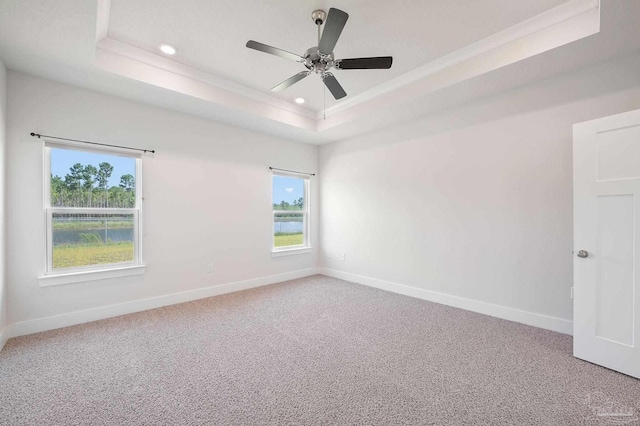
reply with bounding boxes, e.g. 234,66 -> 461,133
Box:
0,57 -> 6,348
6,53 -> 640,340
319,53 -> 640,331
6,72 -> 318,329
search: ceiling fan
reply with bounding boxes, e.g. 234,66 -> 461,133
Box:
246,8 -> 393,100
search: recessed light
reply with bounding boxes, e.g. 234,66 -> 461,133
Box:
160,44 -> 176,55
294,97 -> 305,104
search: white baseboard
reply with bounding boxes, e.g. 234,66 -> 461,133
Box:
0,326 -> 7,351
6,268 -> 318,341
319,268 -> 573,335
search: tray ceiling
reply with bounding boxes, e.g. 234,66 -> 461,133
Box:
2,0 -> 638,144
106,0 -> 568,112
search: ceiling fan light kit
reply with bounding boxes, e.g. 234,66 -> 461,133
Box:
246,8 -> 393,101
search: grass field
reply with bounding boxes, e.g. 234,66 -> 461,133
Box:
274,233 -> 303,247
53,242 -> 134,269
53,232 -> 305,269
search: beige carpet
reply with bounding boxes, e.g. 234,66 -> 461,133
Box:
1,275 -> 639,425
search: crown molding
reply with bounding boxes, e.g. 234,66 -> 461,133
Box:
318,0 -> 600,121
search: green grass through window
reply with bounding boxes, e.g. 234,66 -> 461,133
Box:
53,242 -> 134,269
53,232 -> 306,269
274,233 -> 304,247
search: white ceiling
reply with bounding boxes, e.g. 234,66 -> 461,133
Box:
107,0 -> 567,112
0,0 -> 639,144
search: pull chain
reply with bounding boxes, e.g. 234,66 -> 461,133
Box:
323,82 -> 326,120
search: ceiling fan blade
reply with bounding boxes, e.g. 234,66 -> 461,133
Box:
323,73 -> 347,100
337,56 -> 393,70
318,8 -> 349,55
271,71 -> 310,92
246,40 -> 303,62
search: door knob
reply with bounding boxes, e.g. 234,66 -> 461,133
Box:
577,250 -> 589,258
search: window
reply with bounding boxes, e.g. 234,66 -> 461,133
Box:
43,142 -> 143,277
272,172 -> 310,253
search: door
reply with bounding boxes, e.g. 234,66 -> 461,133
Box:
574,108 -> 640,379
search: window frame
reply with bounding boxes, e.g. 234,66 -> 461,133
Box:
41,140 -> 144,282
271,171 -> 311,255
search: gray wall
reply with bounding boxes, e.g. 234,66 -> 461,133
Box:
319,52 -> 640,329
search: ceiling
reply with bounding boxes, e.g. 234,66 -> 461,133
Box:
106,0 -> 567,112
0,0 -> 639,144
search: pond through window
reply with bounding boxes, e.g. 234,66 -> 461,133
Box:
45,144 -> 142,273
272,173 -> 309,250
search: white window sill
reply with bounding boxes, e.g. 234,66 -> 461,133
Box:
271,247 -> 312,257
38,265 -> 146,287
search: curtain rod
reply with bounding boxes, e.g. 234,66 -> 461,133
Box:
269,167 -> 315,176
30,132 -> 155,154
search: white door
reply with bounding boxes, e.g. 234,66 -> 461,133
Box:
574,109 -> 640,379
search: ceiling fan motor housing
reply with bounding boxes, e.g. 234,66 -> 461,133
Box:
303,47 -> 334,74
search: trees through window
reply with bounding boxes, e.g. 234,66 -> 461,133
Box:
272,173 -> 309,250
45,144 -> 142,273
